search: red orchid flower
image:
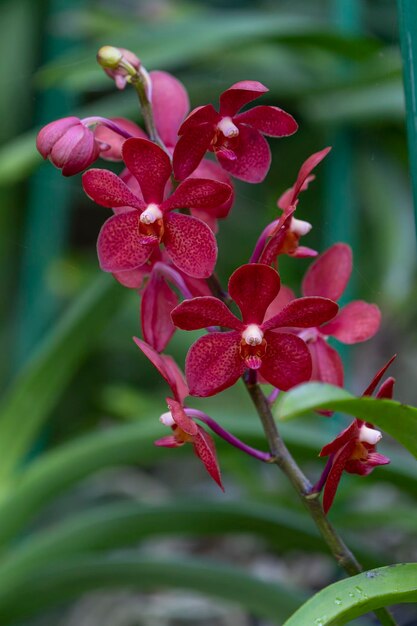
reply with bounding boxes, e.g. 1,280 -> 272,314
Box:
82,137 -> 232,278
319,356 -> 395,513
173,81 -> 298,183
265,244 -> 381,387
134,338 -> 223,488
257,147 -> 331,265
171,263 -> 338,397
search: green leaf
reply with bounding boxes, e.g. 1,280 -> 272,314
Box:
283,563 -> 417,626
0,555 -> 304,624
0,275 -> 125,482
0,499 -> 386,587
275,382 -> 417,460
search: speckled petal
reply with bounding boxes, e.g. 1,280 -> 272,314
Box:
141,271 -> 178,352
216,125 -> 271,183
82,169 -> 145,209
234,105 -> 298,137
122,137 -> 172,203
163,178 -> 232,212
263,297 -> 338,331
163,212 -> 217,278
97,212 -> 155,272
173,124 -> 214,180
309,336 -> 344,387
133,337 -> 188,402
185,331 -> 244,397
228,263 -> 281,325
172,296 -> 242,331
259,332 -> 312,390
193,426 -> 224,489
322,440 -> 356,514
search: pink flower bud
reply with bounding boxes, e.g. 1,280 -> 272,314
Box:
36,117 -> 100,176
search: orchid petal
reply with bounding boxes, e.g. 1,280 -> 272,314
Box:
219,81 -> 268,117
320,421 -> 358,458
302,243 -> 352,300
113,267 -> 148,289
178,104 -> 219,134
97,212 -> 155,272
309,336 -> 344,387
190,159 -> 235,217
150,70 -> 190,147
265,286 -> 296,321
172,296 -> 242,331
279,147 -> 331,209
323,440 -> 356,513
163,178 -> 232,212
141,272 -> 178,352
173,124 -> 214,180
122,137 -> 171,203
36,116 -> 80,158
163,212 -> 217,278
263,297 -> 338,331
133,337 -> 188,402
260,332 -> 312,390
229,263 -> 281,325
376,376 -> 395,400
82,169 -> 145,209
51,125 -> 100,176
154,435 -> 182,448
94,118 -> 146,161
234,106 -> 298,137
167,398 -> 198,436
322,301 -> 381,344
193,427 -> 224,489
362,355 -> 397,397
216,125 -> 271,183
185,331 -> 244,397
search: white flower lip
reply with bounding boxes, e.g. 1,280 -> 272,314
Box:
359,424 -> 382,445
242,324 -> 264,346
217,116 -> 239,138
160,411 -> 175,427
290,217 -> 312,237
140,203 -> 163,225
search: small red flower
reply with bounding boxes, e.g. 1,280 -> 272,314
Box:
319,356 -> 395,513
173,81 -> 298,183
36,117 -> 101,176
82,137 -> 232,278
134,338 -> 223,488
171,263 -> 338,397
258,147 -> 331,264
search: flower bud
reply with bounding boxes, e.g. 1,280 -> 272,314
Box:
36,117 -> 100,176
98,46 -> 141,90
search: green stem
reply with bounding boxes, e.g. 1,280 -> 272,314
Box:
244,380 -> 398,626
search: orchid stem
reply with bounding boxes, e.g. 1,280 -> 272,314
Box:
81,117 -> 133,139
185,408 -> 273,463
153,262 -> 194,300
244,380 -> 398,626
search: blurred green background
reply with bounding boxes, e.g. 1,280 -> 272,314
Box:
0,0 -> 416,624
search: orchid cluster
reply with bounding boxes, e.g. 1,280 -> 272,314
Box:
36,46 -> 393,513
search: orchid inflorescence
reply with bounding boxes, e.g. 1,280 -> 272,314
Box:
36,46 -> 393,512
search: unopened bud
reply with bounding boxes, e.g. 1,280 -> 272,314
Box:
97,46 -> 123,70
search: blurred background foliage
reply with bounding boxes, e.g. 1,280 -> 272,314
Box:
0,0 -> 416,624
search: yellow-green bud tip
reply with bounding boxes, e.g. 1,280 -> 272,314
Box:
97,46 -> 123,69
